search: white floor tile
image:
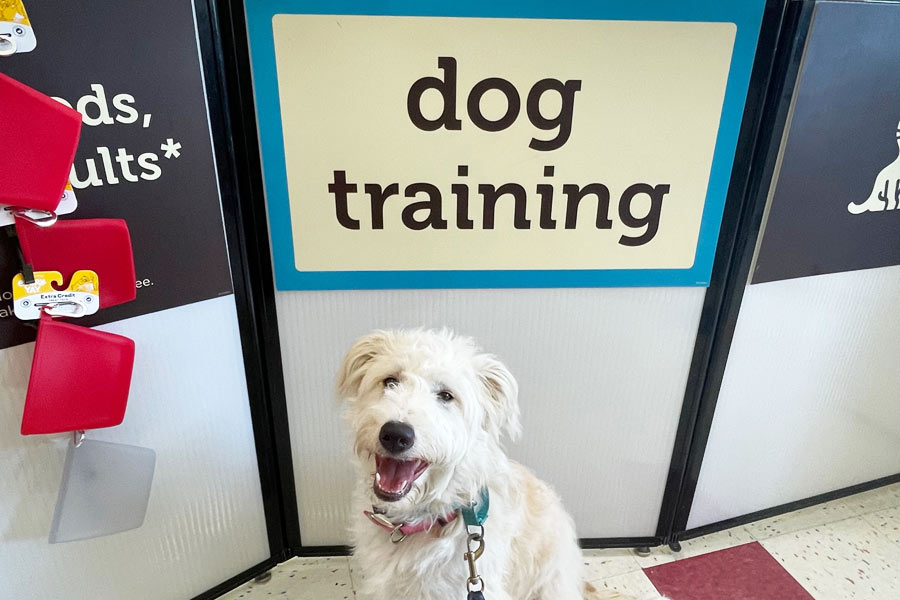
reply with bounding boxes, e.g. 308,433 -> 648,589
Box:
679,525 -> 755,558
744,498 -> 858,540
848,483 -> 900,517
863,505 -> 900,547
347,554 -> 362,590
632,546 -> 678,569
218,557 -> 355,600
761,516 -> 900,600
591,569 -> 666,600
582,547 -> 641,581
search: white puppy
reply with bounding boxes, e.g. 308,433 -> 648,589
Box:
337,329 -> 640,600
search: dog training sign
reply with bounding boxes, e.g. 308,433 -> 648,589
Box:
245,0 -> 766,289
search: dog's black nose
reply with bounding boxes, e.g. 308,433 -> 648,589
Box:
379,421 -> 415,454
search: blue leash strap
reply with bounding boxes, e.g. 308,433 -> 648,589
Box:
460,487 -> 490,526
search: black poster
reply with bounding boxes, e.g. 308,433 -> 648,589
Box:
752,0 -> 900,284
0,0 -> 232,348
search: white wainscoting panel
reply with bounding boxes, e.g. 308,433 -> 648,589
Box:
688,266 -> 900,529
275,287 -> 707,544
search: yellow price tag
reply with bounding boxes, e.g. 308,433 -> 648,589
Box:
13,270 -> 100,319
0,0 -> 36,54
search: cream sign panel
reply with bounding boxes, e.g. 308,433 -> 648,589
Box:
247,1 -> 766,289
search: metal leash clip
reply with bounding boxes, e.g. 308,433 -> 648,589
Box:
463,525 -> 486,599
366,510 -> 408,544
5,206 -> 58,227
38,300 -> 88,318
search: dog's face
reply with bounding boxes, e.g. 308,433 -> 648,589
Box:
337,329 -> 520,514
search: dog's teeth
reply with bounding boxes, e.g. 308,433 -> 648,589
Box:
399,480 -> 408,490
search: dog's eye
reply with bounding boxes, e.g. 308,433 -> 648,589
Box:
383,377 -> 399,389
436,390 -> 454,403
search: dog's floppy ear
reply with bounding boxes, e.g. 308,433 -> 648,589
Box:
475,354 -> 522,442
336,331 -> 389,400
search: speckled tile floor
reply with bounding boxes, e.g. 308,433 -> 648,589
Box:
217,482 -> 900,600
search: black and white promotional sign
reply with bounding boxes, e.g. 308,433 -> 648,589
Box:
0,0 -> 232,348
752,0 -> 900,284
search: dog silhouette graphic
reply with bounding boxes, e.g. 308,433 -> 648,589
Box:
848,120 -> 900,214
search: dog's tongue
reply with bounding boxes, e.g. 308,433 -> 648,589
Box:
375,456 -> 422,494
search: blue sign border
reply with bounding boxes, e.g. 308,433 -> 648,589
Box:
245,0 -> 766,290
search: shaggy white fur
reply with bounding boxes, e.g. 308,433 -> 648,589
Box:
337,329 -> 647,600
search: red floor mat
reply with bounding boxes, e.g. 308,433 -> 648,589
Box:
643,542 -> 814,600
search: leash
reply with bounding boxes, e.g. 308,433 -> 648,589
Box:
461,488 -> 490,600
365,487 -> 492,599
463,523 -> 486,600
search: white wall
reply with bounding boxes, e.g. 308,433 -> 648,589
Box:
0,296 -> 270,599
276,287 -> 707,545
688,265 -> 900,529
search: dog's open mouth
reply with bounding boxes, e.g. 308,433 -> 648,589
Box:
373,455 -> 429,501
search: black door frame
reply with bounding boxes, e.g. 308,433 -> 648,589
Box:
654,0 -> 799,549
189,0 -> 302,598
